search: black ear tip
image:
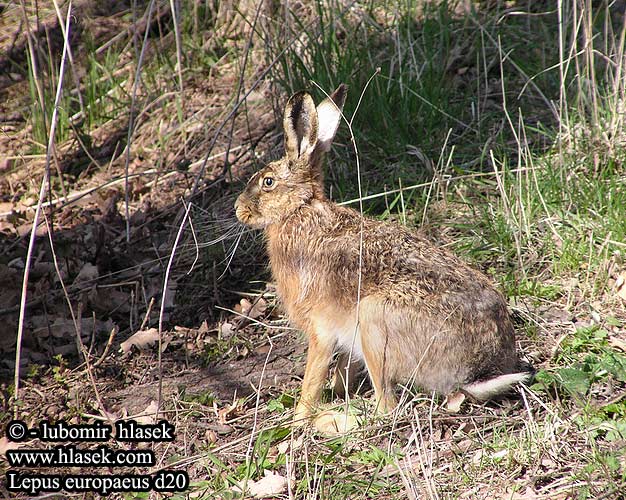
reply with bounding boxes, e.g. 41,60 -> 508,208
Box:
289,90 -> 308,101
332,84 -> 347,106
286,92 -> 307,130
286,91 -> 308,114
289,94 -> 304,116
287,91 -> 304,108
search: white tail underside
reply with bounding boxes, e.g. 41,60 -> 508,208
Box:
462,372 -> 533,401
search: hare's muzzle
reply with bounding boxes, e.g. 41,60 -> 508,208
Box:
234,195 -> 250,225
234,196 -> 244,220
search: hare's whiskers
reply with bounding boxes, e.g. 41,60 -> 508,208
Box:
195,222 -> 241,248
218,226 -> 245,279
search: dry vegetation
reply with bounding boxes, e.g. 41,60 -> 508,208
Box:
0,0 -> 625,499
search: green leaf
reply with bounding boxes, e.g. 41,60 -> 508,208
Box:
534,370 -> 556,384
605,316 -> 622,327
530,369 -> 556,393
556,367 -> 591,396
277,393 -> 296,408
267,399 -> 285,413
599,352 -> 626,382
602,403 -> 626,417
605,421 -> 626,442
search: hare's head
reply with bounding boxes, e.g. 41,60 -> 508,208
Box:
235,85 -> 346,229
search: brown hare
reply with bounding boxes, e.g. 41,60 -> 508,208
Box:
235,85 -> 533,422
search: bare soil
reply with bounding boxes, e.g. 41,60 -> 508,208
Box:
0,2 -> 624,499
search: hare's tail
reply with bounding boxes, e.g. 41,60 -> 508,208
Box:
462,371 -> 534,401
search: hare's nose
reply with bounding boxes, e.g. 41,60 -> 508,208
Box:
234,195 -> 246,216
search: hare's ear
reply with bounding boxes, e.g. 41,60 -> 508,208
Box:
314,84 -> 347,154
284,92 -> 318,161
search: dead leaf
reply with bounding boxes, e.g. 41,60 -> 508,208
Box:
205,429 -> 218,444
217,400 -> 244,424
276,435 -> 303,455
161,282 -> 177,310
219,321 -> 236,339
471,448 -> 485,465
453,421 -> 477,437
8,257 -> 24,269
89,287 -> 132,314
234,299 -> 251,315
120,328 -> 160,353
380,455 -> 432,478
145,281 -> 177,311
30,262 -> 55,279
232,470 -> 288,498
501,486 -> 540,499
616,271 -> 626,302
609,336 -> 626,353
234,297 -> 267,320
208,423 -> 234,435
31,317 -> 102,339
444,391 -> 466,413
73,262 -> 99,286
0,201 -> 15,215
490,449 -> 508,460
0,436 -> 24,457
255,344 -> 270,356
134,400 -> 159,424
53,344 -> 78,356
453,438 -> 473,453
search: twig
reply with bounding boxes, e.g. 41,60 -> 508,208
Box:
241,335 -> 273,497
42,209 -> 82,362
183,200 -> 200,275
140,296 -> 156,331
187,1 -> 360,203
92,325 -> 119,368
313,69 -> 379,420
124,0 -> 157,242
156,198 -> 193,417
14,0 -> 73,417
214,304 -> 294,331
468,13 -> 558,120
221,0 -> 265,179
168,0 -> 184,95
0,145 -> 244,219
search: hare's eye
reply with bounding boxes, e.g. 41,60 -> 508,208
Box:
262,177 -> 275,189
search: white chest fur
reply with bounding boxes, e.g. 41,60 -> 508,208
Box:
310,306 -> 364,361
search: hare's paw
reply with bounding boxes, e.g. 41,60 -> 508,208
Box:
313,410 -> 359,436
374,393 -> 398,415
292,402 -> 314,427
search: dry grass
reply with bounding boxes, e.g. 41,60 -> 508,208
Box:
0,1 -> 625,499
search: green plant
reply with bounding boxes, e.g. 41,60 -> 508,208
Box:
533,326 -> 626,400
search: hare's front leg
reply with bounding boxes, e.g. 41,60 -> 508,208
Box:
294,332 -> 334,424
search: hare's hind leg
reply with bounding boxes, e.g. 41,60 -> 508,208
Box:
361,338 -> 397,413
294,331 -> 334,424
332,352 -> 361,399
359,299 -> 397,414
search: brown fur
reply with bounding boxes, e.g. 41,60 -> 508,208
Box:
235,85 -> 531,420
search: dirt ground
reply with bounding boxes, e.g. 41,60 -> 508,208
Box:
1,1 -> 625,499
0,1 -> 312,496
